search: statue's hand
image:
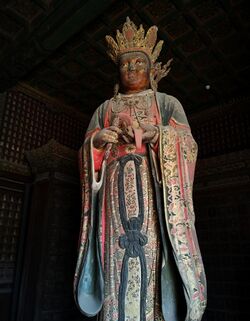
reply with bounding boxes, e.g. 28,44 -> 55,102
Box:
93,126 -> 122,149
122,125 -> 135,143
141,123 -> 159,144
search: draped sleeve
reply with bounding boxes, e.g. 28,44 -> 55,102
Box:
73,100 -> 109,294
156,93 -> 207,321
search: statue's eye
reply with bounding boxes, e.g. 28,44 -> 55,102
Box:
136,59 -> 144,65
121,62 -> 128,68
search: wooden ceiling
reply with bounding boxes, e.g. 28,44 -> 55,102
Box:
0,0 -> 249,115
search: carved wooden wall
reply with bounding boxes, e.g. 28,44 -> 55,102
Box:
15,140 -> 84,321
190,97 -> 250,158
0,178 -> 26,321
0,87 -> 88,165
194,150 -> 250,321
0,87 -> 90,321
190,99 -> 250,321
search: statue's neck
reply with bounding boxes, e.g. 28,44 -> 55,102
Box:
118,88 -> 153,98
121,88 -> 148,95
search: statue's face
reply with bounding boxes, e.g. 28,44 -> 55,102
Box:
119,51 -> 150,94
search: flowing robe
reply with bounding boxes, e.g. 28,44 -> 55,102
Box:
74,91 -> 207,321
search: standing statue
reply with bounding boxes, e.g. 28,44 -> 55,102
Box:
74,17 -> 207,321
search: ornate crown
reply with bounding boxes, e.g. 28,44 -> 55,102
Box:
105,17 -> 172,91
105,17 -> 163,64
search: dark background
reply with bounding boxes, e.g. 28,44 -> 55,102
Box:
0,1 -> 249,320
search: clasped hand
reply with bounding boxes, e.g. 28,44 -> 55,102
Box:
93,123 -> 159,149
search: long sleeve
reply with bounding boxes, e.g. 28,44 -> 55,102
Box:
156,93 -> 207,321
74,100 -> 108,295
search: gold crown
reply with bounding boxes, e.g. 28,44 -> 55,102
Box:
105,17 -> 164,64
105,17 -> 173,91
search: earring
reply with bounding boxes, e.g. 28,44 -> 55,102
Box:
114,83 -> 119,98
150,70 -> 157,92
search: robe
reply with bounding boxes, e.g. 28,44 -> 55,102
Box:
74,91 -> 207,321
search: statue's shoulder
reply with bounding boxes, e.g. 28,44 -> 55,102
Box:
156,92 -> 182,108
91,99 -> 111,119
155,92 -> 187,125
95,99 -> 110,112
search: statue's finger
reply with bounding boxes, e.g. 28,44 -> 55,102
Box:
108,133 -> 118,143
140,123 -> 153,131
105,130 -> 118,139
142,132 -> 154,140
109,126 -> 122,134
109,137 -> 118,143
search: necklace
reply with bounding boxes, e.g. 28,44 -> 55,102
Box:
111,90 -> 154,114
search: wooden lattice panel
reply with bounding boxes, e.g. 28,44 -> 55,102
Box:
191,103 -> 250,158
0,188 -> 23,287
0,90 -> 86,164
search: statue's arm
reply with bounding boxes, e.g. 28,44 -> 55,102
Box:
160,92 -> 190,127
82,101 -> 110,172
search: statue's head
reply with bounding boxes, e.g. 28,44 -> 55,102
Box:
106,17 -> 172,93
118,51 -> 151,94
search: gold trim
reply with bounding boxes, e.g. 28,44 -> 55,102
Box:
106,17 -> 163,64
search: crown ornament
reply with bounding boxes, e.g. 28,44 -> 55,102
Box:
106,17 -> 164,64
105,17 -> 172,91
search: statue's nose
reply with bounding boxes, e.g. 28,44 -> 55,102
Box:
128,62 -> 136,71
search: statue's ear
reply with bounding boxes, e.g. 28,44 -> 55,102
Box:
113,83 -> 119,98
150,66 -> 158,92
150,66 -> 157,78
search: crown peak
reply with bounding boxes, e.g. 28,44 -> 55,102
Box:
106,17 -> 163,64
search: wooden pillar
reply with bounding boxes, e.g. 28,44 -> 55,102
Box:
15,139 -> 84,321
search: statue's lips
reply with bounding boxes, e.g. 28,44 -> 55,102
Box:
126,73 -> 139,83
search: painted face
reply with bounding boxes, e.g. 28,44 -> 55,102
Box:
119,51 -> 150,94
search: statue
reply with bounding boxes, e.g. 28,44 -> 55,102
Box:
74,17 -> 207,321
